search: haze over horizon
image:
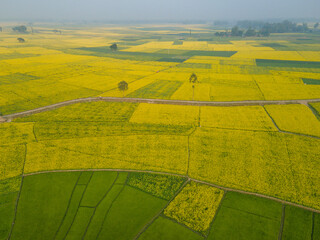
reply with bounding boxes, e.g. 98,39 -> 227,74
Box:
0,0 -> 319,22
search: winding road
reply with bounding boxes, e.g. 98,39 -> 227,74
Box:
1,96 -> 320,122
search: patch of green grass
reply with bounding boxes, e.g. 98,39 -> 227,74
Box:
139,216 -> 203,240
282,205 -> 313,240
207,192 -> 282,240
221,192 -> 282,219
84,184 -> 124,240
115,172 -> 128,184
302,78 -> 320,85
127,172 -> 185,200
55,185 -> 86,240
77,172 -> 93,185
65,207 -> 94,240
97,185 -> 166,240
11,172 -> 80,240
157,57 -> 187,62
0,100 -> 40,116
177,62 -> 212,69
127,80 -> 183,99
0,53 -> 39,61
0,192 -> 17,240
155,49 -> 188,55
256,59 -> 320,68
0,73 -> 40,86
80,171 -> 117,207
314,213 -> 320,240
173,40 -> 183,45
260,43 -> 290,50
76,47 -> 165,61
181,51 -> 237,57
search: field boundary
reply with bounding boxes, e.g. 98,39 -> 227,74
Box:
8,144 -> 28,240
133,178 -> 191,240
278,205 -> 285,240
21,168 -> 320,214
2,97 -> 320,122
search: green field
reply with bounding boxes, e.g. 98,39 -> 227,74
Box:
3,171 -> 319,240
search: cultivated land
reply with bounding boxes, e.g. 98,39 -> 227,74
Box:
0,23 -> 320,239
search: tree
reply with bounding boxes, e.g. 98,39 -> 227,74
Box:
231,26 -> 243,36
314,23 -> 319,29
259,27 -> 270,37
17,38 -> 25,43
12,25 -> 27,33
118,81 -> 128,97
0,27 -> 2,32
110,43 -> 118,51
189,73 -> 199,101
244,28 -> 256,37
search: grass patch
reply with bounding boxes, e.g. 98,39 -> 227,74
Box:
302,78 -> 320,85
139,216 -> 203,240
177,62 -> 212,69
208,192 -> 282,240
80,171 -> 117,207
173,40 -> 183,45
11,172 -> 80,240
282,205 -> 313,240
84,184 -> 124,240
127,80 -> 183,99
127,172 -> 186,200
256,59 -> 320,68
0,73 -> 40,86
260,43 -> 290,50
65,207 -> 94,240
97,186 -> 166,240
314,213 -> 320,240
55,184 -> 86,240
157,57 -> 187,63
0,192 -> 18,240
181,51 -> 237,57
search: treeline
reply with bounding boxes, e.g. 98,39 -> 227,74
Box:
215,20 -> 319,37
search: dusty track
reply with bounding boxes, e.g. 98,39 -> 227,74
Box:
1,96 -> 320,122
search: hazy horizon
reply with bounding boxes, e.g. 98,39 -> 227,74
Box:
0,0 -> 319,22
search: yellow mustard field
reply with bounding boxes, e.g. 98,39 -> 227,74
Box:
265,104 -> 320,137
164,181 -> 224,232
0,24 -> 320,214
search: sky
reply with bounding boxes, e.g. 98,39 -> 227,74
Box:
0,0 -> 319,22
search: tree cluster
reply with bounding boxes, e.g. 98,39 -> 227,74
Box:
215,20 -> 312,38
12,25 -> 27,33
110,43 -> 118,51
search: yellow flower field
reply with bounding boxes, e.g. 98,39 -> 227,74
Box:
130,103 -> 199,126
265,104 -> 320,137
200,106 -> 277,131
164,181 -> 224,232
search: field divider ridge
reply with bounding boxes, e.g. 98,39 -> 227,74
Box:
133,178 -> 191,240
